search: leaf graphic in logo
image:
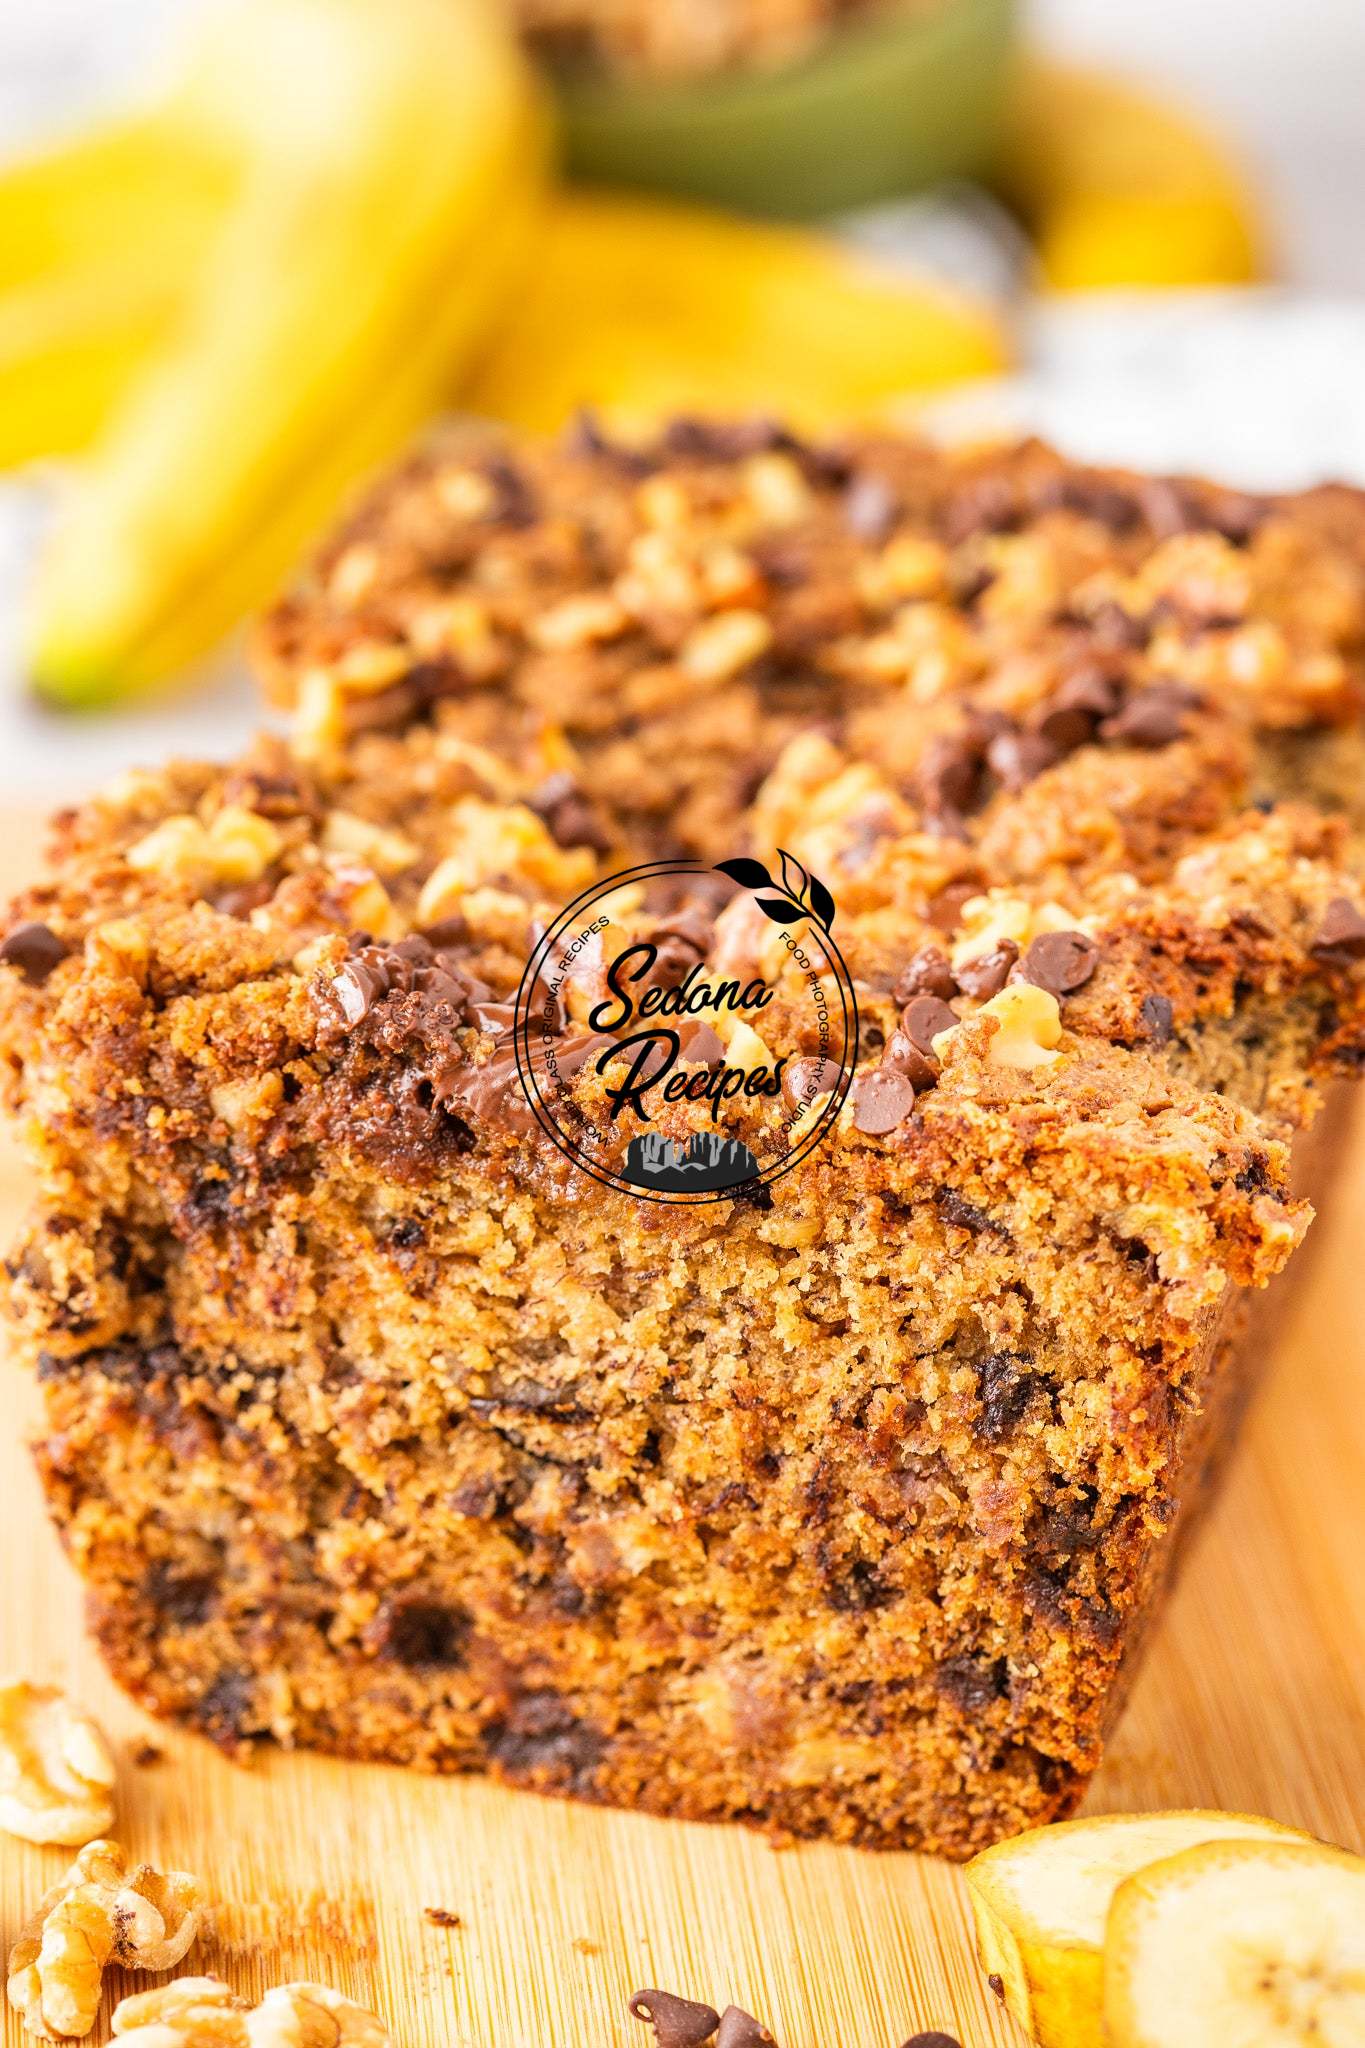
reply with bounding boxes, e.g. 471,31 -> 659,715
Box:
754,895 -> 806,925
715,857 -> 773,891
778,848 -> 810,904
807,872 -> 836,931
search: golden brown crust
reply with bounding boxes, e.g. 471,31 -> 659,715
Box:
8,423 -> 1365,1853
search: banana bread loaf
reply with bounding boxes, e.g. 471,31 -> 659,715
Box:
5,421 -> 1365,1854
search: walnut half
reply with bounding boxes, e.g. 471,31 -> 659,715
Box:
0,1683 -> 116,1847
6,1840 -> 200,2041
111,1975 -> 394,2046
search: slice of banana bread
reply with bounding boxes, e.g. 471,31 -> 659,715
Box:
5,422 -> 1365,1855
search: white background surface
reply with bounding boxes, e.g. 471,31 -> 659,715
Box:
2,0 -> 1365,796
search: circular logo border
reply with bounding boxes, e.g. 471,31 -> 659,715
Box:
512,858 -> 859,1205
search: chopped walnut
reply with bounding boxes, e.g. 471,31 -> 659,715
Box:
111,1975 -> 394,2046
680,608 -> 774,685
415,798 -> 593,925
126,806 -> 282,888
0,1683 -> 115,1847
318,811 -> 418,877
979,983 -> 1064,1070
7,1839 -> 200,2041
950,890 -> 1078,974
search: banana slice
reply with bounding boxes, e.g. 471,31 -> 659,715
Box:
1104,1837 -> 1365,2046
966,1809 -> 1310,2047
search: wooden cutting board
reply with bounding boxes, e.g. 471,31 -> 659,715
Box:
0,813 -> 1362,2048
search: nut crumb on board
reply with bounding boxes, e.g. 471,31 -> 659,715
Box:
0,1682 -> 116,1847
110,1974 -> 394,2045
422,1906 -> 464,1929
6,1839 -> 199,2041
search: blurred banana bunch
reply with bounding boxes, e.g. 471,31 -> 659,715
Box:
10,0 -> 550,708
469,191 -> 1006,434
1001,60 -> 1263,291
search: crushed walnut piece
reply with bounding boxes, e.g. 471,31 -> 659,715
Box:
110,1975 -> 394,2045
0,1683 -> 116,1847
6,1839 -> 200,2041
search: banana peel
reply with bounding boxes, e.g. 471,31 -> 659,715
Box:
25,0 -> 549,708
999,59 -> 1265,290
468,188 -> 1008,435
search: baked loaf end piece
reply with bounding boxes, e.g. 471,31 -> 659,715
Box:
6,422 -> 1365,1856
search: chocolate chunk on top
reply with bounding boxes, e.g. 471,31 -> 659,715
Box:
1312,896 -> 1365,965
1139,993 -> 1175,1045
882,1030 -> 939,1091
1015,930 -> 1099,998
781,1055 -> 843,1108
1100,684 -> 1196,749
984,728 -> 1059,793
900,995 -> 958,1052
852,1068 -> 916,1135
894,945 -> 956,1004
0,921 -> 70,984
629,1991 -> 721,2048
954,940 -> 1019,1000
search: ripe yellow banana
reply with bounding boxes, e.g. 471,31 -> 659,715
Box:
1104,1836 -> 1365,2046
999,59 -> 1265,290
26,0 -> 549,708
467,188 -> 1008,435
967,1809 -> 1312,2047
0,114 -> 238,460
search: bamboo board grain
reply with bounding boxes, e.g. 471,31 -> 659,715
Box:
0,812 -> 1362,2048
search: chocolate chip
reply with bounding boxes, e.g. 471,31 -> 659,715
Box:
881,1031 -> 939,1090
525,771 -> 612,854
323,934 -> 479,1032
900,995 -> 958,1052
985,728 -> 1058,792
954,940 -> 1018,999
629,1991 -> 721,2048
900,2034 -> 963,2048
1036,664 -> 1126,750
0,921 -> 70,983
487,1690 -> 607,1793
844,472 -> 899,543
976,1351 -> 1034,1440
372,1598 -> 470,1669
917,731 -> 985,826
893,946 -> 956,1004
936,1653 -> 1008,1714
1139,993 -> 1174,1045
1089,600 -> 1150,650
482,456 -> 537,527
781,1056 -> 843,1108
716,2008 -> 776,2048
1015,930 -> 1099,997
925,881 -> 979,934
987,1974 -> 1006,2002
936,1188 -> 995,1234
562,406 -> 653,474
680,1024 -> 726,1066
647,909 -> 715,989
1311,896 -> 1365,965
1100,684 -> 1195,749
941,473 -> 1019,546
1204,487 -> 1267,544
1135,476 -> 1195,538
851,1068 -> 916,1134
